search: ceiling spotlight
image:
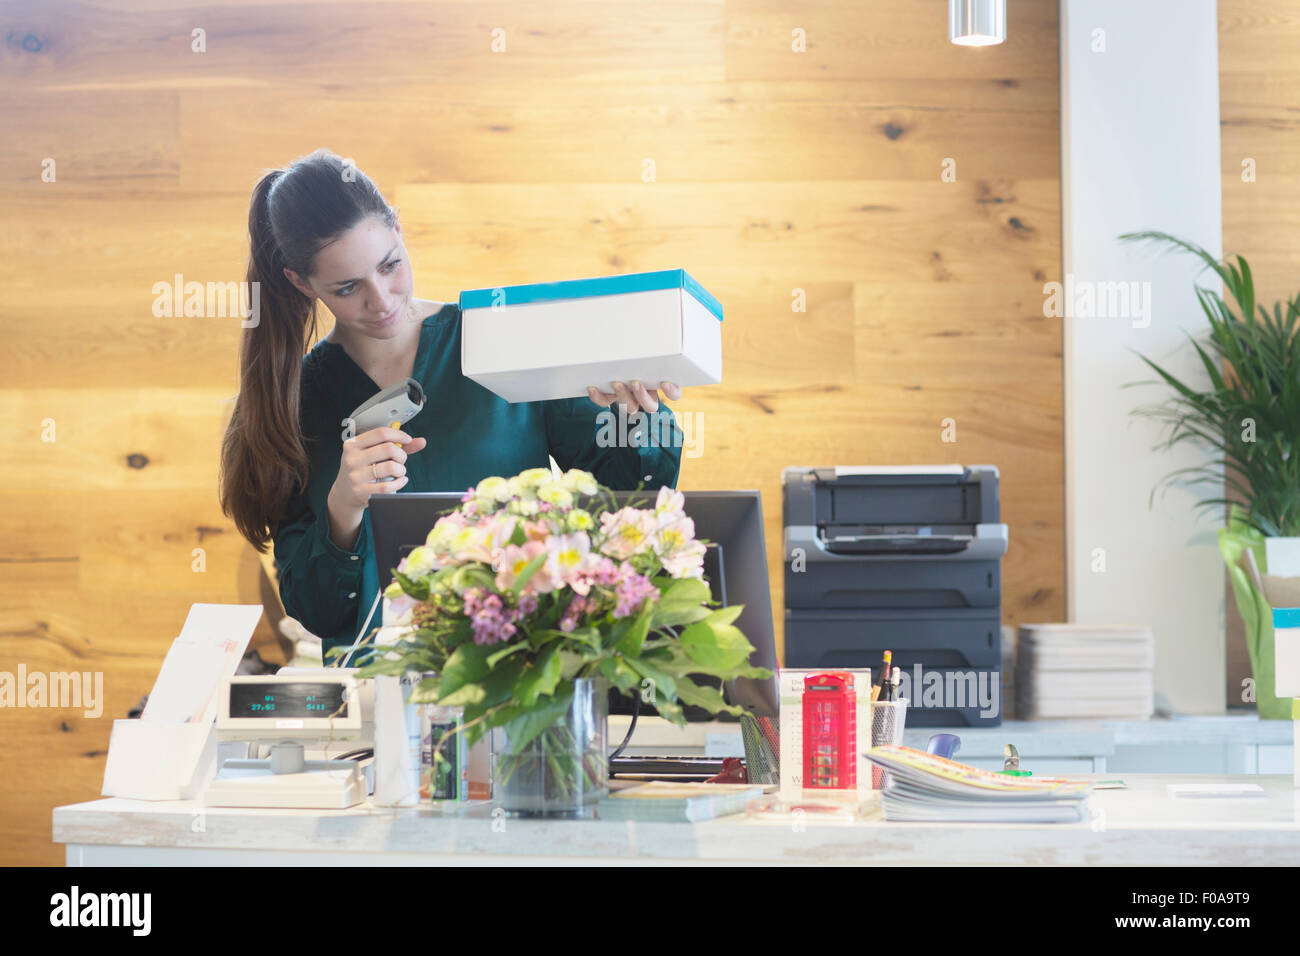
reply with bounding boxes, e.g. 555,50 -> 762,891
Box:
950,0 -> 1006,47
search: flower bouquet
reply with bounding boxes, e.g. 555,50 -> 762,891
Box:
347,467 -> 773,814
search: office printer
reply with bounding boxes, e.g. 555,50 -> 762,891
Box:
782,466 -> 1008,727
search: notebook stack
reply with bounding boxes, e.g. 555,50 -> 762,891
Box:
1016,624 -> 1155,719
863,745 -> 1092,823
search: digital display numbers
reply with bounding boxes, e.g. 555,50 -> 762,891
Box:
228,682 -> 348,719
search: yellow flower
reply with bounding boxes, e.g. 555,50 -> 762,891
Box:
566,509 -> 594,531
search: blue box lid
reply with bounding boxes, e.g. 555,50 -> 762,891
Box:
459,268 -> 722,322
1272,608 -> 1300,627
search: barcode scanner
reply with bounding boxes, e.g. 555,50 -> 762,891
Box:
340,377 -> 426,482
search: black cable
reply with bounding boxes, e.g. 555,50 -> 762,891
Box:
607,692 -> 640,773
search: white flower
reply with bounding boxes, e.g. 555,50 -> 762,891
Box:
561,469 -> 599,496
537,483 -> 574,508
654,486 -> 686,523
546,532 -> 592,585
476,476 -> 512,503
598,507 -> 657,560
400,545 -> 439,577
508,497 -> 541,517
662,538 -> 707,579
653,514 -> 696,557
516,467 -> 554,489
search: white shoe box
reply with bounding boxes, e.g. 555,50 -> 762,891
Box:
459,269 -> 723,403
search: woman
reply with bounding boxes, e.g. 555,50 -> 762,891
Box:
219,149 -> 682,664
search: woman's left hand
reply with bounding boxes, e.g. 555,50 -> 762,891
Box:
586,380 -> 681,414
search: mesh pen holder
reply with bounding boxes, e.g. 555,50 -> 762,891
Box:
869,699 -> 908,790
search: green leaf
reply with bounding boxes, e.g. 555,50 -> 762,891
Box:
459,656 -> 529,712
703,605 -> 744,628
450,564 -> 496,594
528,627 -> 571,651
678,619 -> 755,670
514,645 -> 563,707
614,603 -> 653,657
649,577 -> 712,629
393,569 -> 429,601
437,682 -> 487,707
511,554 -> 548,597
407,674 -> 442,704
625,655 -> 676,702
652,696 -> 686,726
598,656 -> 640,693
557,650 -> 592,680
653,644 -> 773,681
436,642 -> 493,699
486,641 -> 527,669
673,675 -> 742,716
496,681 -> 576,751
563,624 -> 603,649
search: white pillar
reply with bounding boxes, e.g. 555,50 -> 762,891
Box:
1060,0 -> 1224,713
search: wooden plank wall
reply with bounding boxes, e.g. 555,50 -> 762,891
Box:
1218,1 -> 1300,709
0,0 -> 1062,864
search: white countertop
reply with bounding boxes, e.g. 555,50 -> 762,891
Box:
53,774 -> 1300,866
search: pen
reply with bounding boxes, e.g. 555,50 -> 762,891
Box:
871,650 -> 892,703
889,665 -> 900,702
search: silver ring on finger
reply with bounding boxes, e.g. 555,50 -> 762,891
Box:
371,462 -> 378,481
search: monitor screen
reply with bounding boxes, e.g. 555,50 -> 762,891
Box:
369,489 -> 778,717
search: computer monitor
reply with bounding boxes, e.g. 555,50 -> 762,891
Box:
369,489 -> 779,717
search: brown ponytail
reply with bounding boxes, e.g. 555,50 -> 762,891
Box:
218,149 -> 397,551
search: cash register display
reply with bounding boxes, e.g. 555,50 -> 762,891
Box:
227,682 -> 348,719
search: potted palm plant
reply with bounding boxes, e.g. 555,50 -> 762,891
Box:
1123,230 -> 1300,718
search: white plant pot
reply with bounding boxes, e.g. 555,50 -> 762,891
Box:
1264,537 -> 1300,576
1264,537 -> 1300,700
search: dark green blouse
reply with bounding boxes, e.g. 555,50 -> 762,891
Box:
272,302 -> 683,662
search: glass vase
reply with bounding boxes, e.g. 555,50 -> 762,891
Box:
492,678 -> 608,817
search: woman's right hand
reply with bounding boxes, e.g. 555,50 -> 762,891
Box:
332,426 -> 428,511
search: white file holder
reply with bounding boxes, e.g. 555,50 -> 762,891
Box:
100,603 -> 263,801
101,720 -> 218,801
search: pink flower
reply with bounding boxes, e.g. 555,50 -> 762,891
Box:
494,540 -> 553,594
661,538 -> 706,579
598,508 -> 657,560
545,533 -> 592,588
463,587 -> 519,646
558,594 -> 589,632
613,571 -> 658,619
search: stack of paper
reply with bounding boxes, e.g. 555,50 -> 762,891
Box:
1000,624 -> 1017,720
1016,624 -> 1154,719
597,781 -> 767,822
863,745 -> 1091,823
140,604 -> 263,724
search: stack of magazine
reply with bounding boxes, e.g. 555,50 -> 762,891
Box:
863,745 -> 1092,823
